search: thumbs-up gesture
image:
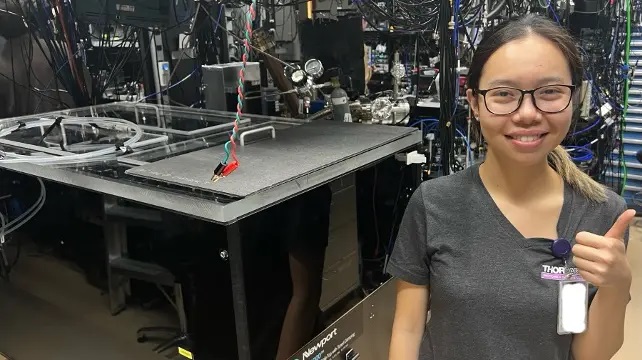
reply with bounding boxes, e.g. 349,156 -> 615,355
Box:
572,210 -> 636,289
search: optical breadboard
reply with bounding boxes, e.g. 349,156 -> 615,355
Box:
126,121 -> 417,198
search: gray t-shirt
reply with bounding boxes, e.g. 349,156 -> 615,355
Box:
387,163 -> 628,360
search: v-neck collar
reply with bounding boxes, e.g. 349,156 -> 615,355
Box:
470,163 -> 575,245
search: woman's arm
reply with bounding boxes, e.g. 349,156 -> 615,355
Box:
389,280 -> 430,360
387,185 -> 432,359
571,208 -> 634,360
571,286 -> 630,360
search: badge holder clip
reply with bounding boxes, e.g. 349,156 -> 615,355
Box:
552,238 -> 589,335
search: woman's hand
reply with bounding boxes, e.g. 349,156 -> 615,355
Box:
572,209 -> 636,290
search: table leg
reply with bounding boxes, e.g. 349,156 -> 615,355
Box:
226,221 -> 252,360
103,196 -> 128,316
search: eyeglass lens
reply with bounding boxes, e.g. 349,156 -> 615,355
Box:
483,85 -> 573,115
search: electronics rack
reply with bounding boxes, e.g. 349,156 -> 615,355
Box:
74,0 -> 172,28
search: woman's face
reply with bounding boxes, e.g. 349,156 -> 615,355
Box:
466,34 -> 574,166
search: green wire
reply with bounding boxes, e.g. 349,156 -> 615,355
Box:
223,142 -> 231,164
621,0 -> 631,196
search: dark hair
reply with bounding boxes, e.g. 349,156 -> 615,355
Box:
467,14 -> 583,92
466,14 -> 606,203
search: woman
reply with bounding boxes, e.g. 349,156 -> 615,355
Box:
388,14 -> 634,360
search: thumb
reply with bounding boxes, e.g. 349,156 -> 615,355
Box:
605,209 -> 636,240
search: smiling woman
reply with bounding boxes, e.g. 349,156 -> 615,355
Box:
466,16 -> 606,204
387,14 -> 634,360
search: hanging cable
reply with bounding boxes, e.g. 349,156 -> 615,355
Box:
212,0 -> 256,180
438,0 -> 457,175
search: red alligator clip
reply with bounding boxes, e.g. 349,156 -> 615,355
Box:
222,161 -> 239,177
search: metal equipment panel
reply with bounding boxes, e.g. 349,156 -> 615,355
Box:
126,121 -> 416,198
288,278 -> 397,360
202,62 -> 261,112
75,0 -> 171,28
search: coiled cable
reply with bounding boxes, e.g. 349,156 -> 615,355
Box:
0,116 -> 143,165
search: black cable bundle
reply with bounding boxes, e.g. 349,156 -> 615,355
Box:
355,0 -> 441,32
17,0 -> 90,107
438,0 -> 457,175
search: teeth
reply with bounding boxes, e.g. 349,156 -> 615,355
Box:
515,135 -> 540,142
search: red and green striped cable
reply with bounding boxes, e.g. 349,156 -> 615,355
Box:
222,1 -> 256,172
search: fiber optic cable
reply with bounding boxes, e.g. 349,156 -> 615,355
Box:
0,117 -> 143,165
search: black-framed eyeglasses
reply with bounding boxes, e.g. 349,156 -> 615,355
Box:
475,84 -> 576,115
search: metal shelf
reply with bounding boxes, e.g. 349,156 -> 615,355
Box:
618,27 -> 642,205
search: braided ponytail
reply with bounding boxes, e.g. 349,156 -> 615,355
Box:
548,146 -> 607,203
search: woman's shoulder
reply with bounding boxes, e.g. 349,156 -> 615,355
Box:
581,185 -> 628,214
414,167 -> 478,207
604,187 -> 628,210
568,185 -> 630,243
570,184 -> 628,232
417,166 -> 477,194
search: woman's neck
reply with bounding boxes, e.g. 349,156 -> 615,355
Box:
480,149 -> 562,203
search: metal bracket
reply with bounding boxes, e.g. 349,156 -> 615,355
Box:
239,126 -> 276,146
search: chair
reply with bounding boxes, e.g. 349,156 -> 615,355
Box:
109,257 -> 190,355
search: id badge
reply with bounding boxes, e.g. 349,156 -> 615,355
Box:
557,280 -> 589,335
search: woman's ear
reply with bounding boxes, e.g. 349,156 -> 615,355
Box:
466,88 -> 480,119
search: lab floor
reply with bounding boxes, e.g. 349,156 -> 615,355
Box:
0,244 -> 174,360
0,223 -> 641,360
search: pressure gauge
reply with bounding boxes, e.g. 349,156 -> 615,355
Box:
304,59 -> 324,79
285,65 -> 308,87
290,69 -> 308,87
391,63 -> 406,80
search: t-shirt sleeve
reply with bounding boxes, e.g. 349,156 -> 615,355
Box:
386,185 -> 431,286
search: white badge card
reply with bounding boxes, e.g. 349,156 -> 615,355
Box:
557,280 -> 589,335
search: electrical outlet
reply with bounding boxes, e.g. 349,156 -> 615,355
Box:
157,62 -> 170,87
